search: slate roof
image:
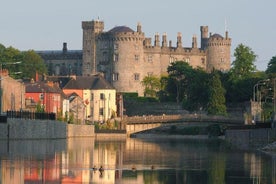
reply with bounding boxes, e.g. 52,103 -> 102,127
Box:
46,76 -> 72,88
63,74 -> 115,90
108,26 -> 134,33
25,81 -> 62,93
36,50 -> 82,60
210,33 -> 223,39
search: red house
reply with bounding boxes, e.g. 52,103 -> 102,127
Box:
25,80 -> 63,113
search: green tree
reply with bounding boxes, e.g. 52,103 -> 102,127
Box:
266,56 -> 276,77
0,44 -> 47,80
141,75 -> 161,98
183,68 -> 209,111
207,71 -> 227,115
167,61 -> 193,103
19,50 -> 47,80
230,44 -> 257,80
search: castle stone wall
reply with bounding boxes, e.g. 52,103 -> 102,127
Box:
81,20 -> 232,96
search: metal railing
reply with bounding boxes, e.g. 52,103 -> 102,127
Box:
6,110 -> 56,120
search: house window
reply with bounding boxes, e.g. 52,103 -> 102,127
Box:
91,93 -> 94,101
113,54 -> 118,62
100,93 -> 105,100
112,73 -> 119,81
135,55 -> 139,61
40,93 -> 44,100
148,55 -> 153,63
99,108 -> 104,116
134,73 -> 140,81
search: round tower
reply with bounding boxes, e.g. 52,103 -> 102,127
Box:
104,25 -> 145,96
206,32 -> 231,72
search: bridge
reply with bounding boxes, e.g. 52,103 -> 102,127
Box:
124,114 -> 244,135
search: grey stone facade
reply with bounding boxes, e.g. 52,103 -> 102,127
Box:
37,20 -> 231,97
82,20 -> 231,96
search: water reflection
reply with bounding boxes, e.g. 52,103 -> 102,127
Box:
0,138 -> 275,183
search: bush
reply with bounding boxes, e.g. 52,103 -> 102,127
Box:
207,124 -> 224,137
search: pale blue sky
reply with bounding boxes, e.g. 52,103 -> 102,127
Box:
0,0 -> 275,71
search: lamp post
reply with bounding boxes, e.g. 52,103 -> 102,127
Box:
252,79 -> 270,123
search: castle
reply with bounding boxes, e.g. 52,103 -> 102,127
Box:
39,19 -> 231,96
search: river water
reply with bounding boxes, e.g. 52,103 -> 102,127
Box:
0,137 -> 275,184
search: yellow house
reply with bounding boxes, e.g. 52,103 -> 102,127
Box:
63,74 -> 117,123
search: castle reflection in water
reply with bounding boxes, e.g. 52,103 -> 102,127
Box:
0,138 -> 276,184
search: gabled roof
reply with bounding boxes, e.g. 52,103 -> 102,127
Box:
63,74 -> 115,90
25,81 -> 62,94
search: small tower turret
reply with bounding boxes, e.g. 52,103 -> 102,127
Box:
192,35 -> 197,49
154,33 -> 160,47
177,32 -> 182,48
162,33 -> 167,47
137,22 -> 142,33
200,26 -> 208,49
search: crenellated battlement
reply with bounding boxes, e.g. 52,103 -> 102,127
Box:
82,20 -> 231,96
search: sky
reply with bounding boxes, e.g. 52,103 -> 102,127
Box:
0,0 -> 275,71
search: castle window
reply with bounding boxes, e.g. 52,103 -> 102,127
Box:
135,44 -> 139,50
113,54 -> 119,62
185,58 -> 190,63
103,42 -> 108,49
114,43 -> 118,50
221,58 -> 224,63
148,55 -> 153,63
147,72 -> 153,76
134,73 -> 140,81
201,58 -> 205,64
112,73 -> 119,81
169,57 -> 174,64
135,55 -> 139,61
102,52 -> 108,62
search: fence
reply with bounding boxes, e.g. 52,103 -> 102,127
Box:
6,110 -> 56,120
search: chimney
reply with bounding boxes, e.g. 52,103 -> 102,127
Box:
63,42 -> 68,53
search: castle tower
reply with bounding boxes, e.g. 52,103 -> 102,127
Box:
82,20 -> 104,76
206,32 -> 231,72
106,25 -> 145,96
200,26 -> 208,49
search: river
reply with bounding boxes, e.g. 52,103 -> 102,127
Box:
0,137 -> 275,184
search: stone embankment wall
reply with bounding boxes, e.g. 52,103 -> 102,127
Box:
0,119 -> 94,139
225,128 -> 276,150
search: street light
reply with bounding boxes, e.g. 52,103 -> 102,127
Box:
252,79 -> 270,123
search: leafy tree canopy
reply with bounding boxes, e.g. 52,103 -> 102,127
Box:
266,56 -> 276,78
230,44 -> 257,80
141,75 -> 161,98
207,71 -> 227,115
0,44 -> 47,80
